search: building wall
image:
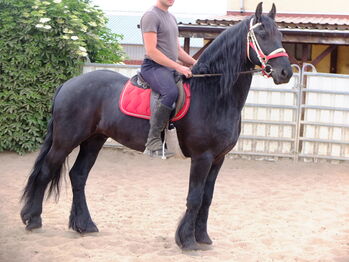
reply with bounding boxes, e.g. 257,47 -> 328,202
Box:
106,14 -> 204,65
311,45 -> 331,73
337,46 -> 349,74
228,0 -> 349,14
309,45 -> 349,74
121,44 -> 202,64
226,1 -> 349,74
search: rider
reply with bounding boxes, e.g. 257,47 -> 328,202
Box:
140,0 -> 197,157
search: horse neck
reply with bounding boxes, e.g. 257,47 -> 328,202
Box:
190,19 -> 254,117
195,19 -> 250,77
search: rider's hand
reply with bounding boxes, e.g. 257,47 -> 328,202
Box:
175,65 -> 192,78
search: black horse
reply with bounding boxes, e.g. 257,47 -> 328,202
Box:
21,3 -> 292,250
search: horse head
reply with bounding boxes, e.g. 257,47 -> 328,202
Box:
247,2 -> 293,84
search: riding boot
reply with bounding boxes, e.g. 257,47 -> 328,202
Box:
144,102 -> 174,158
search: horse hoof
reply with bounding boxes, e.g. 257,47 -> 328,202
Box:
25,217 -> 42,231
21,213 -> 28,225
20,207 -> 31,225
72,220 -> 99,234
84,223 -> 99,233
197,238 -> 213,245
196,233 -> 213,245
181,241 -> 202,251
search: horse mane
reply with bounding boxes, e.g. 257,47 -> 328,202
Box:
188,17 -> 253,116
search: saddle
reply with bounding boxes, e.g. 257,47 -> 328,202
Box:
119,72 -> 190,122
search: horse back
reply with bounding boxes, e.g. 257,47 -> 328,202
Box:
52,70 -> 128,132
53,70 -> 149,152
55,70 -> 127,103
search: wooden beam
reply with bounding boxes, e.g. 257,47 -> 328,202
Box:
179,24 -> 349,45
179,32 -> 349,46
311,45 -> 337,66
184,38 -> 190,54
330,46 -> 338,73
288,54 -> 299,65
302,44 -> 310,62
179,31 -> 220,39
282,35 -> 349,45
192,39 -> 213,60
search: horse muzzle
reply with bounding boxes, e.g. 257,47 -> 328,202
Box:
270,64 -> 293,85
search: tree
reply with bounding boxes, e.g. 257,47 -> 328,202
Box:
0,0 -> 124,153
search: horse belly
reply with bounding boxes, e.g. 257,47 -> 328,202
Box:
103,114 -> 149,152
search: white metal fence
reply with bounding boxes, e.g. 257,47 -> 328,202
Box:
83,63 -> 139,77
298,64 -> 349,161
83,63 -> 349,162
232,65 -> 301,160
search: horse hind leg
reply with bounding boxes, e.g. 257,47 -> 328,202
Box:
195,157 -> 225,245
20,144 -> 71,230
68,134 -> 107,233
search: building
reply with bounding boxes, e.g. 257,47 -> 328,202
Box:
179,0 -> 349,74
106,13 -> 203,65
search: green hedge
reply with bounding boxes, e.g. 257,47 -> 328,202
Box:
0,0 -> 124,153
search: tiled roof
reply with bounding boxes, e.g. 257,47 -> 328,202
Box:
194,12 -> 349,30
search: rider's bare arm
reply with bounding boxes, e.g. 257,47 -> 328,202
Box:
178,41 -> 197,67
143,32 -> 192,78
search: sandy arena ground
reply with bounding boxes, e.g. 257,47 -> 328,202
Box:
1,148 -> 349,262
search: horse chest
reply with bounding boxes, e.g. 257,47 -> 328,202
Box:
199,122 -> 240,152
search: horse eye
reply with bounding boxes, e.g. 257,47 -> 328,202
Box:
257,26 -> 266,38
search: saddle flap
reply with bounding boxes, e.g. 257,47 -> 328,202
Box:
119,80 -> 191,122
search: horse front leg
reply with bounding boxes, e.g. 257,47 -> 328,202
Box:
195,156 -> 225,245
175,153 -> 213,250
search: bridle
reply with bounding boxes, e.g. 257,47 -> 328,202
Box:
247,18 -> 288,78
191,17 -> 289,79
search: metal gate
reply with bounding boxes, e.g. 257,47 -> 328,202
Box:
233,63 -> 349,161
232,65 -> 301,160
297,64 -> 349,161
83,63 -> 349,162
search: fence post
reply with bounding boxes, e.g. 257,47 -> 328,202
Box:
293,64 -> 302,161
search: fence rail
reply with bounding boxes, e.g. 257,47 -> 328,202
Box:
298,65 -> 349,161
83,63 -> 349,162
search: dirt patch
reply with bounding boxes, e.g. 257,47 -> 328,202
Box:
1,148 -> 349,262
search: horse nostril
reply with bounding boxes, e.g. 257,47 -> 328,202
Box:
281,68 -> 292,79
281,69 -> 287,77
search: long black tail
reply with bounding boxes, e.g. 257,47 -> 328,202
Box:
21,84 -> 65,203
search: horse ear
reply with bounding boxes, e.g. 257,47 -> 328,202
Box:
268,3 -> 276,20
255,2 -> 263,23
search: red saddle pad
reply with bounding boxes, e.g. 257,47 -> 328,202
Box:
119,80 -> 190,122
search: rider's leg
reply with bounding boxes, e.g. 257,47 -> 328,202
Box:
141,60 -> 178,157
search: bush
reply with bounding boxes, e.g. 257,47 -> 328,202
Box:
0,0 -> 124,153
